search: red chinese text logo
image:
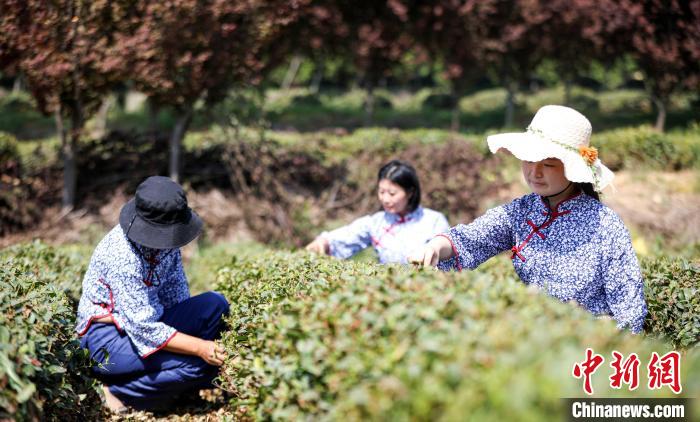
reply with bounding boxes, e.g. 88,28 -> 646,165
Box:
572,348 -> 605,395
572,349 -> 682,395
609,351 -> 640,390
648,351 -> 682,394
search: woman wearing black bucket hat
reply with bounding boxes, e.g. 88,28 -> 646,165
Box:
75,176 -> 230,413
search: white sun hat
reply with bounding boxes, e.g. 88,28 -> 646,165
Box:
487,105 -> 614,192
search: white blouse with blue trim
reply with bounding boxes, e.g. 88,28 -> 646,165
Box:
322,206 -> 450,264
75,225 -> 190,358
437,192 -> 647,333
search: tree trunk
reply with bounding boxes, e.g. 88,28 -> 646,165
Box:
115,85 -> 127,110
504,82 -> 516,128
54,110 -> 70,208
652,95 -> 667,132
62,0 -> 82,211
169,107 -> 193,182
93,95 -> 114,139
281,54 -> 302,91
450,106 -> 460,132
148,98 -> 160,135
12,75 -> 23,94
564,78 -> 573,106
56,107 -> 80,211
309,61 -> 324,94
450,87 -> 460,132
364,83 -> 375,127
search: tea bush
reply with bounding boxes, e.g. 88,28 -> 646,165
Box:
0,243 -> 98,421
215,251 -> 699,420
597,90 -> 652,114
190,128 -> 503,247
594,126 -> 700,171
0,130 -> 19,161
0,132 -> 36,236
0,241 -> 697,420
422,93 -> 457,110
642,257 -> 700,349
0,132 -> 61,236
0,241 -> 87,304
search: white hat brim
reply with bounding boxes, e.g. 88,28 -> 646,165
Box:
487,132 -> 614,190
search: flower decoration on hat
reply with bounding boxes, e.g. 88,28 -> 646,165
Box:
579,146 -> 598,165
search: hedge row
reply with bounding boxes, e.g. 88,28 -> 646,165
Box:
0,132 -> 61,237
1,243 -> 698,420
642,257 -> 700,349
0,242 -> 98,421
0,241 -> 88,304
594,126 -> 700,171
270,125 -> 700,172
214,251 -> 699,421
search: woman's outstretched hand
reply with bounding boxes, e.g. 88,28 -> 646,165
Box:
305,237 -> 330,255
408,236 -> 454,268
408,245 -> 440,268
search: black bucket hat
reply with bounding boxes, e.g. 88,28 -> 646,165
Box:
119,176 -> 203,249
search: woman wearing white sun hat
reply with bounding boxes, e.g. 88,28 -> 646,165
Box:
409,105 -> 647,333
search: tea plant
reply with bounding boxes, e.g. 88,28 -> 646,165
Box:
215,251 -> 699,420
0,244 -> 98,421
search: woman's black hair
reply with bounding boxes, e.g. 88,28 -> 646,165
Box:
377,160 -> 421,213
575,182 -> 600,201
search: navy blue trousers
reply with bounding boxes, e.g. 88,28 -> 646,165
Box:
80,291 -> 230,410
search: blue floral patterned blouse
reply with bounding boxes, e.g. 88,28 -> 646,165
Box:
76,225 -> 190,358
322,206 -> 450,264
437,193 -> 647,333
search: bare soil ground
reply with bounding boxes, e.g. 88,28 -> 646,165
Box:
603,170 -> 700,246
